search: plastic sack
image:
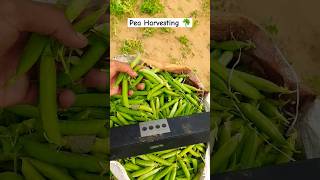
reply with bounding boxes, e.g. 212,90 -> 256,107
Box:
212,13 -> 319,159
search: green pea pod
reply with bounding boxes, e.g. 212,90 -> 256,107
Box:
260,101 -> 290,125
124,163 -> 142,171
136,159 -> 158,167
140,69 -> 164,85
117,112 -> 130,125
218,51 -> 233,66
40,46 -> 62,145
130,54 -> 142,68
239,129 -> 260,169
240,103 -> 286,144
14,34 -> 49,78
131,166 -> 155,178
178,157 -> 190,179
276,130 -> 298,164
169,164 -> 177,180
0,172 -> 23,180
22,140 -> 106,173
91,138 -> 108,154
28,158 -> 73,180
22,158 -> 45,180
154,165 -> 174,180
146,154 -> 172,166
233,70 -> 291,93
65,0 -> 91,22
59,120 -> 107,137
137,167 -> 162,180
211,134 -> 242,174
168,101 -> 179,118
73,94 -> 107,107
73,5 -> 107,33
57,36 -> 107,86
212,61 -> 263,100
5,104 -> 39,118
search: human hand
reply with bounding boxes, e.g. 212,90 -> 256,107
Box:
110,61 -> 140,96
0,0 -> 89,107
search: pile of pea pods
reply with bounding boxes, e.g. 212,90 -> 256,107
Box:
0,1 -> 109,179
210,40 -> 299,174
110,56 -> 208,179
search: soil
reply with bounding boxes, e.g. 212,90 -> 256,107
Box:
214,0 -> 320,94
110,0 -> 210,90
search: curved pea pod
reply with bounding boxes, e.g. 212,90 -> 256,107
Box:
211,49 -> 221,59
239,129 -> 261,169
28,158 -> 73,180
154,165 -> 174,180
218,51 -> 234,66
72,94 -> 107,107
177,157 -> 190,178
212,61 -> 264,100
0,172 -> 23,180
22,140 -> 106,173
5,105 -> 39,118
140,69 -> 164,85
239,103 -> 286,144
211,134 -> 242,174
213,40 -> 255,51
73,5 -> 107,33
40,45 -> 62,145
233,70 -> 291,93
65,0 -> 91,22
22,158 -> 45,180
146,154 -> 172,166
136,159 -> 158,167
124,162 -> 142,171
14,34 -> 49,78
217,122 -> 231,148
276,130 -> 298,164
59,120 -> 107,137
137,167 -> 162,180
131,166 -> 155,178
57,36 -> 107,87
260,101 -> 290,125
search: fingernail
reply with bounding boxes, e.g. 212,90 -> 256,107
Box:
76,32 -> 88,44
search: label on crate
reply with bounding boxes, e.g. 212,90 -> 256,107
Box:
139,119 -> 171,137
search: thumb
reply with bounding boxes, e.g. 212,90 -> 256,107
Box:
17,0 -> 88,48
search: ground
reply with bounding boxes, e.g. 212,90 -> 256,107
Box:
110,0 -> 210,90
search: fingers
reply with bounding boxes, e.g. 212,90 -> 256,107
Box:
58,89 -> 75,109
18,0 -> 87,48
136,83 -> 145,90
111,61 -> 137,78
83,69 -> 107,91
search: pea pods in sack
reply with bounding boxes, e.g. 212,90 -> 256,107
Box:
22,158 -> 45,180
239,103 -> 286,144
212,61 -> 264,100
211,134 -> 242,174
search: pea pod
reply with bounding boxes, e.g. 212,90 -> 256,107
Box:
22,140 -> 106,173
5,104 -> 39,118
178,157 -> 190,178
211,134 -> 242,174
239,103 -> 286,144
137,167 -> 162,180
22,158 -> 45,180
39,46 -> 62,145
28,158 -> 73,180
212,61 -> 263,100
57,36 -> 107,86
233,70 -> 291,93
131,166 -> 155,178
0,172 -> 23,180
153,165 -> 174,180
146,154 -> 172,166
